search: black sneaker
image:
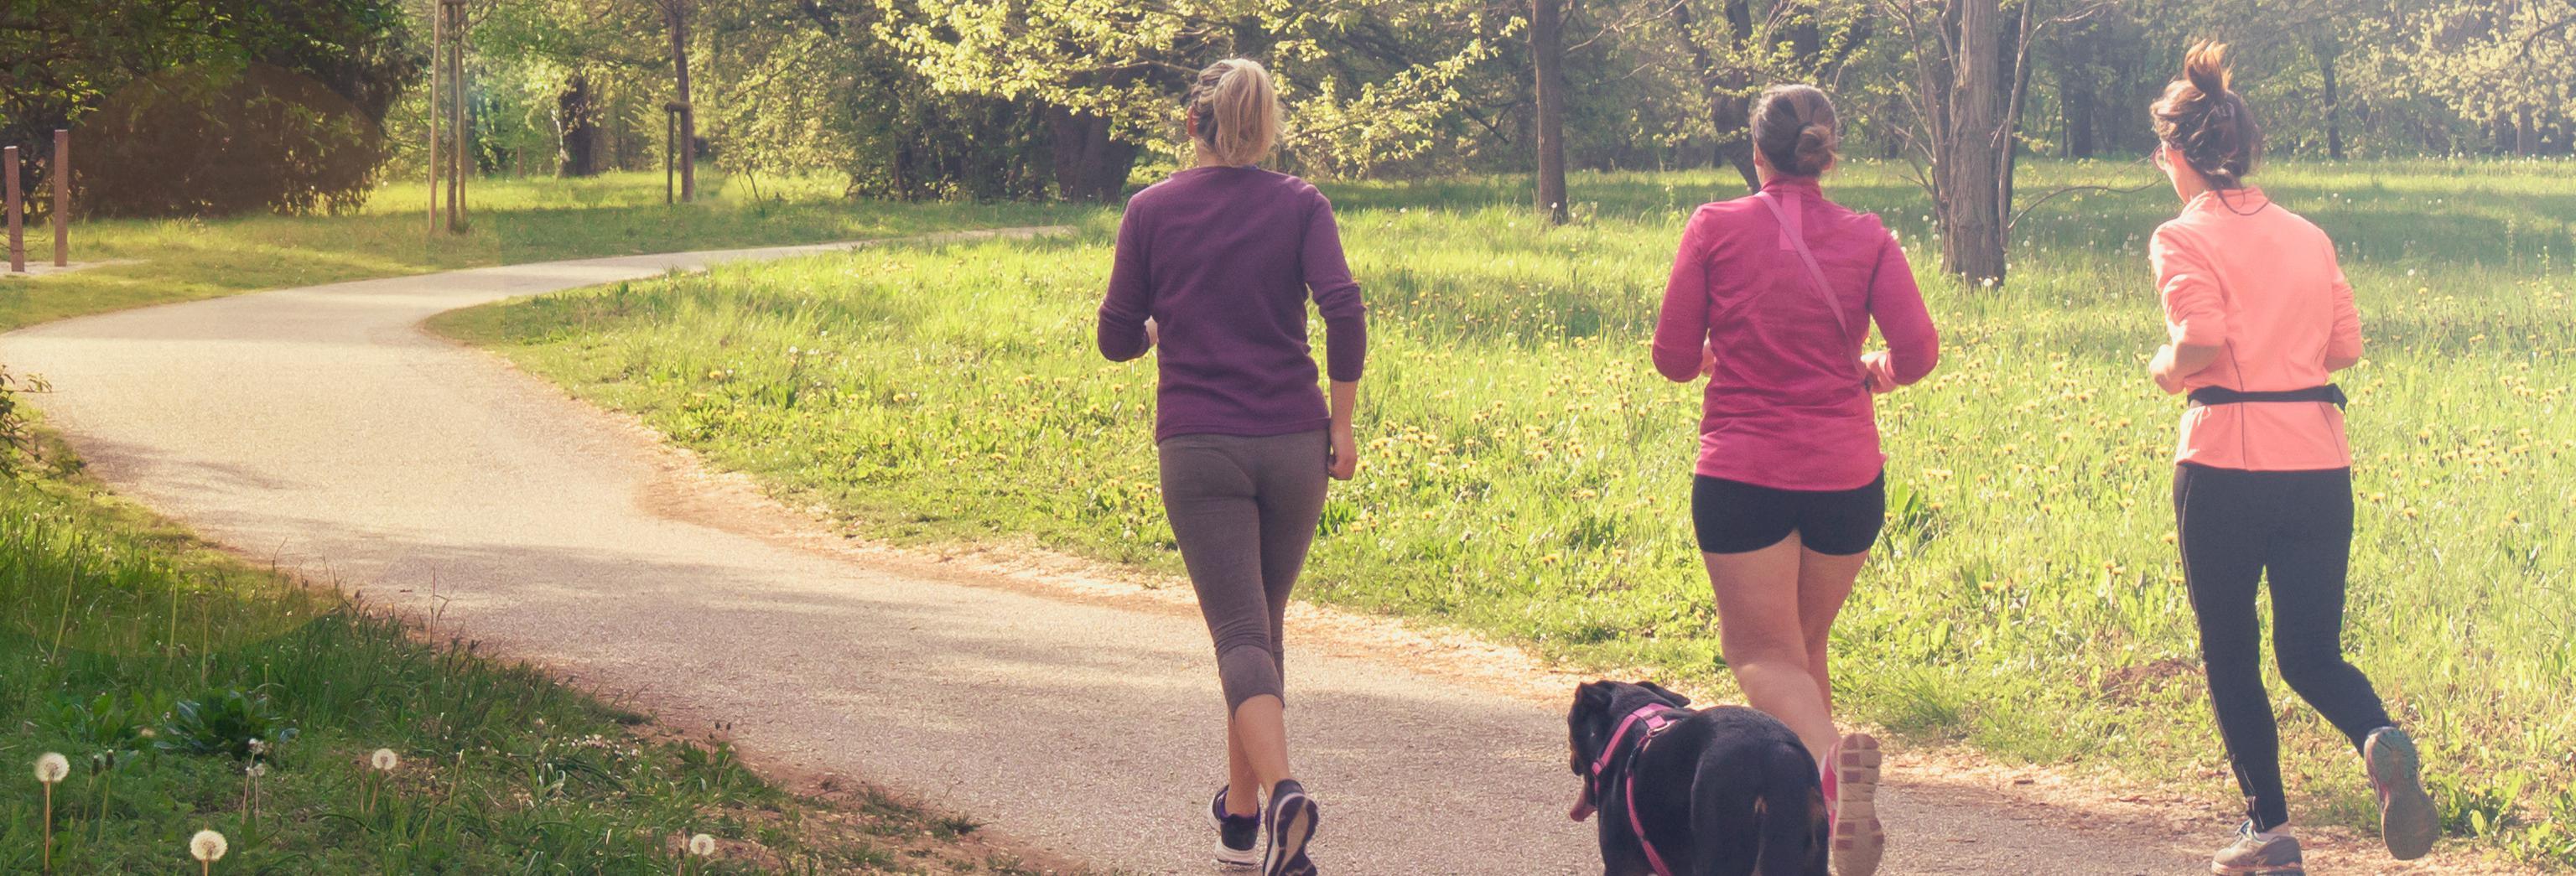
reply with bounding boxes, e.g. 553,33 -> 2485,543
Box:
1208,786 -> 1259,868
1261,779 -> 1319,876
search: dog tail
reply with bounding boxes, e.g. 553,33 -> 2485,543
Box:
1753,738 -> 1830,876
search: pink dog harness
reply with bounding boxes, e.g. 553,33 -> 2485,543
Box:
1585,702 -> 1683,876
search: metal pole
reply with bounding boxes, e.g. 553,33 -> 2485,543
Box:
51,130 -> 68,267
6,146 -> 22,272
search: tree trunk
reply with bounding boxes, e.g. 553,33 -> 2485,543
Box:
1669,0 -> 1758,190
1940,0 -> 2007,285
1049,108 -> 1138,202
2314,36 -> 2344,159
558,74 -> 600,177
2059,32 -> 2096,158
664,0 -> 697,202
1532,0 -> 1569,223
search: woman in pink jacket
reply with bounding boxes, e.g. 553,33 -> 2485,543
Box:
2144,44 -> 2436,874
1651,85 -> 1938,876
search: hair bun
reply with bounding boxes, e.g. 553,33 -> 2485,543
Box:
2184,42 -> 2232,101
1794,123 -> 1838,175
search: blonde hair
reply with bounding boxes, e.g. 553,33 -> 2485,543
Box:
1187,59 -> 1280,166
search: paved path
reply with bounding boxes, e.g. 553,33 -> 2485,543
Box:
2,236 -> 2227,873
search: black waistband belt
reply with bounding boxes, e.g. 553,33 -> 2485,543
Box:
2187,384 -> 2347,409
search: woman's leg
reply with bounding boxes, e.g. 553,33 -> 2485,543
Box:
2264,470 -> 2395,749
1707,536 -> 1841,761
1796,549 -> 1868,715
2177,464 -> 2293,831
1160,437 -> 1292,811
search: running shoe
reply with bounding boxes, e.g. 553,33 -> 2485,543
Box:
1261,779 -> 1319,876
1208,786 -> 1259,868
2366,727 -> 2438,860
1832,733 -> 1883,876
2211,822 -> 2303,874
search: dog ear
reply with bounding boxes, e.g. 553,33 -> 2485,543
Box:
1573,681 -> 1617,714
1637,682 -> 1691,709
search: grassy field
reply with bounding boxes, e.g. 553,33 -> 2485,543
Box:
0,467 -> 1060,873
0,170 -> 1071,332
2,177 -> 1084,873
443,158 -> 2576,868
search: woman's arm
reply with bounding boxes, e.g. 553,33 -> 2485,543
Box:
1327,380 -> 1358,480
2152,343 -> 2222,394
1862,229 -> 1939,392
1305,189 -> 1365,480
2150,225 -> 2226,394
1098,209 -> 1153,361
2324,251 -> 2364,371
1303,192 -> 1368,383
1651,209 -> 1718,382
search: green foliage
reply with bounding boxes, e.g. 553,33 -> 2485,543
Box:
1,0 -> 421,215
156,690 -> 300,761
454,159 -> 2576,868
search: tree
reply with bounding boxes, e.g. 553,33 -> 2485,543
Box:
1533,0 -> 1570,222
870,0 -> 1505,200
0,0 -> 420,216
660,0 -> 697,201
1879,0 -> 2084,284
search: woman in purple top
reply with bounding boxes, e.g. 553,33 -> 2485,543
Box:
1097,58 -> 1364,876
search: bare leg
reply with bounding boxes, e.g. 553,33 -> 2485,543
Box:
1706,535 -> 1840,761
1228,695 -> 1293,802
1796,548 -> 1869,716
1225,718 -> 1262,816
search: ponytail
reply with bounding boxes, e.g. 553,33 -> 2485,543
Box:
2152,41 -> 2262,188
1187,59 -> 1281,167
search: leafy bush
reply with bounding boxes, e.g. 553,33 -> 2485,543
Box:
80,62 -> 387,217
156,689 -> 299,761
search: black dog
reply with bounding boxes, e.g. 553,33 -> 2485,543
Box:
1567,680 -> 1826,876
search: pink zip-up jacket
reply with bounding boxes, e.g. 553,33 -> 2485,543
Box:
1652,177 -> 1940,491
2154,187 -> 2360,470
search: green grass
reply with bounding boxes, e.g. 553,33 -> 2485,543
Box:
0,464 -> 1072,873
443,158 -> 2576,868
0,170 -> 1074,332
2,174 -> 1087,873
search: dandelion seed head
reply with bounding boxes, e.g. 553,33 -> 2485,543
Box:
371,749 -> 400,771
688,833 -> 718,857
34,752 -> 70,784
246,762 -> 268,778
190,829 -> 228,862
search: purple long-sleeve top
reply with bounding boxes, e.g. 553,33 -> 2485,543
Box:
1098,166 -> 1368,442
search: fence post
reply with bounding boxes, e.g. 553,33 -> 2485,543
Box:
6,146 -> 22,273
52,130 -> 68,267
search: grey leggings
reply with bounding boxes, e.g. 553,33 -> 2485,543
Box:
1157,430 -> 1330,712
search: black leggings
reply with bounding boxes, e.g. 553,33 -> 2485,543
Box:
2173,463 -> 2396,831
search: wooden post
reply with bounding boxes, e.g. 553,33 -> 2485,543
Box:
51,130 -> 67,267
428,0 -> 440,236
444,0 -> 467,233
6,146 -> 22,272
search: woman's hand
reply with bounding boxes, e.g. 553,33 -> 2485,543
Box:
1699,340 -> 1719,378
1862,350 -> 1899,394
1328,428 -> 1358,480
1143,317 -> 1160,350
2149,345 -> 2185,395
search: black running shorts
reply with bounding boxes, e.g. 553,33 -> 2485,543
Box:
1690,472 -> 1887,556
